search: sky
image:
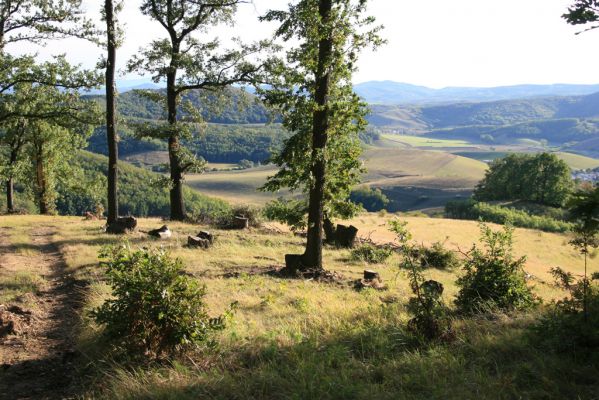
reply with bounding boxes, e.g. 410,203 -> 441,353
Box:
10,0 -> 599,88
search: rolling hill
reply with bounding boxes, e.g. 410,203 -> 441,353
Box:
354,80 -> 599,104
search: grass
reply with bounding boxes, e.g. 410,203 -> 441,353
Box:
3,215 -> 598,398
381,134 -> 475,148
555,152 -> 599,170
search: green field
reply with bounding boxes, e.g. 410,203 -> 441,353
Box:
381,134 -> 475,148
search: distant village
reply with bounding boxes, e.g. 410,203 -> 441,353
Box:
572,167 -> 599,183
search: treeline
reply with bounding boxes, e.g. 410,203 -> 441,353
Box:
60,152 -> 230,218
87,124 -> 291,164
86,87 -> 276,125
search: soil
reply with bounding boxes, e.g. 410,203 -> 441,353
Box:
0,228 -> 88,400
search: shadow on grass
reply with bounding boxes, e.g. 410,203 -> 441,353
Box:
81,310 -> 599,400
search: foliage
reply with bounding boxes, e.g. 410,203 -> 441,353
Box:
455,223 -> 536,313
92,244 -> 232,357
56,151 -> 230,218
350,243 -> 392,264
263,198 -> 308,231
474,153 -> 573,207
563,0 -> 599,32
445,199 -> 573,233
534,267 -> 599,352
389,219 -> 452,340
349,186 -> 389,212
416,242 -> 461,270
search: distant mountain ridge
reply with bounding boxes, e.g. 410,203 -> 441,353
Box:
354,80 -> 599,105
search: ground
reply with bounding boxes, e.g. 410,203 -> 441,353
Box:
0,214 -> 598,399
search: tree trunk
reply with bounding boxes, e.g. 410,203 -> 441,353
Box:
166,52 -> 186,221
35,150 -> 50,215
5,177 -> 14,213
105,0 -> 119,225
301,0 -> 333,270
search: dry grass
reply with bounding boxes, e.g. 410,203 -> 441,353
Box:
2,215 -> 597,399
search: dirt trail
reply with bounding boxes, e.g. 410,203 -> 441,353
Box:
0,227 -> 88,400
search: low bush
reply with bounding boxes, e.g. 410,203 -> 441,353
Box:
91,244 -> 233,358
417,241 -> 461,270
445,200 -> 572,233
350,244 -> 393,264
390,219 -> 452,341
534,268 -> 599,352
455,223 -> 536,314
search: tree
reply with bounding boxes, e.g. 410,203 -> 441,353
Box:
102,0 -> 123,226
10,81 -> 100,214
259,0 -> 383,271
0,0 -> 98,212
0,0 -> 94,51
563,1 -> 599,32
568,186 -> 599,321
474,153 -> 573,207
127,0 -> 273,221
0,57 -> 100,212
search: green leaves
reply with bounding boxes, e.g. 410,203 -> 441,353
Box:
92,244 -> 230,357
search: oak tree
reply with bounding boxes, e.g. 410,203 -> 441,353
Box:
259,0 -> 384,270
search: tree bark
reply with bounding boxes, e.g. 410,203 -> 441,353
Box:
301,0 -> 333,270
5,135 -> 21,213
166,42 -> 186,221
34,145 -> 50,215
5,177 -> 14,213
105,0 -> 119,225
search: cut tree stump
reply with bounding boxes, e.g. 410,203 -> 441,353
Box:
148,225 -> 172,239
285,254 -> 304,271
364,270 -> 380,281
188,236 -> 211,249
105,216 -> 137,234
335,224 -> 359,248
197,231 -> 214,244
232,216 -> 249,230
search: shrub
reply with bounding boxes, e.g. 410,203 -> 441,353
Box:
534,268 -> 599,351
417,241 -> 461,270
389,219 -> 452,341
92,245 -> 233,358
455,223 -> 536,314
350,244 -> 393,264
349,186 -> 389,212
445,200 -> 572,233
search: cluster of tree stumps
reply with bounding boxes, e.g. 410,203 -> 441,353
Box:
188,231 -> 214,249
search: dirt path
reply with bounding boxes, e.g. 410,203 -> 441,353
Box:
0,227 -> 88,400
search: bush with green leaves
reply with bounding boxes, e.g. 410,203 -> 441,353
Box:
417,241 -> 461,270
350,243 -> 393,264
263,198 -> 308,231
455,223 -> 536,313
445,200 -> 572,233
389,219 -> 452,341
92,245 -> 233,357
534,268 -> 599,351
349,186 -> 389,212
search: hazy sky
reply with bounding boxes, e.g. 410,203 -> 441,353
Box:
11,0 -> 599,88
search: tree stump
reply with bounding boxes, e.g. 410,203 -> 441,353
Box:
148,225 -> 172,239
188,236 -> 211,249
197,231 -> 214,244
105,216 -> 137,234
232,216 -> 249,230
285,254 -> 304,271
324,218 -> 336,244
364,270 -> 380,281
335,224 -> 358,248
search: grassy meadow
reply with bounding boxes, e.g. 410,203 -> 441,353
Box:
1,214 -> 598,398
